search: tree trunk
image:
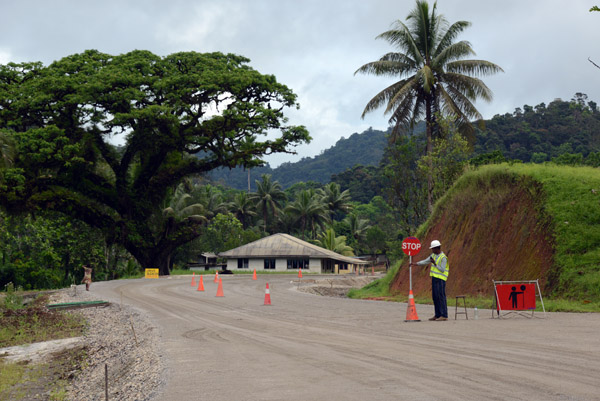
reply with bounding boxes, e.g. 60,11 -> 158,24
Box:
154,253 -> 172,276
63,252 -> 71,283
426,97 -> 434,213
158,259 -> 170,276
121,218 -> 204,277
125,243 -> 174,276
264,209 -> 268,234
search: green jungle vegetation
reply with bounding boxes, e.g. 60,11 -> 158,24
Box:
0,49 -> 310,277
2,94 -> 600,295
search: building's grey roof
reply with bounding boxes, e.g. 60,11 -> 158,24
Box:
218,233 -> 367,265
201,252 -> 217,259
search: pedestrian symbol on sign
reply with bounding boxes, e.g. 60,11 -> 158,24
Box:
508,285 -> 526,308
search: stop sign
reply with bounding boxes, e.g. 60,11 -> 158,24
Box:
402,237 -> 421,256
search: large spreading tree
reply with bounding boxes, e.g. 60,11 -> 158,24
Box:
356,0 -> 502,210
0,50 -> 309,275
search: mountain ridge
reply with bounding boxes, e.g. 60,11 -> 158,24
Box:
209,95 -> 600,190
209,127 -> 391,190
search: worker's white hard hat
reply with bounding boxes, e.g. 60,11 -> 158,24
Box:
430,240 -> 441,248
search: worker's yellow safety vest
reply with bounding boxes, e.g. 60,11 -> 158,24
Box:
430,252 -> 449,281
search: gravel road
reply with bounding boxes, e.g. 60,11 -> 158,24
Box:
84,274 -> 600,401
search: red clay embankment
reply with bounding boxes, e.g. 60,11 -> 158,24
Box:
390,171 -> 555,298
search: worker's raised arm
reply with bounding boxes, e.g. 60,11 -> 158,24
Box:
411,256 -> 433,266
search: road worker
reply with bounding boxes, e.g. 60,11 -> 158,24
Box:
410,240 -> 449,321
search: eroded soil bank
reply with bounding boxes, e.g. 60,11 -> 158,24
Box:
391,174 -> 555,298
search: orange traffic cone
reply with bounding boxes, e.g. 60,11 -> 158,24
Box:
197,275 -> 204,292
405,290 -> 420,322
214,270 -> 219,283
252,269 -> 257,280
298,269 -> 302,278
216,277 -> 224,297
264,283 -> 271,305
191,272 -> 196,287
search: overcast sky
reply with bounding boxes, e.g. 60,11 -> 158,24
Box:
1,1 -> 599,167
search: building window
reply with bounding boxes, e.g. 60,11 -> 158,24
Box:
339,263 -> 348,270
237,258 -> 249,269
287,258 -> 309,270
264,258 -> 276,270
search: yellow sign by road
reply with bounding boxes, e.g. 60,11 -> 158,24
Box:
145,268 -> 159,279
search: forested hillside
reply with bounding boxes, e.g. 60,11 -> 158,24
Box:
209,127 -> 390,190
474,94 -> 600,162
210,95 -> 600,191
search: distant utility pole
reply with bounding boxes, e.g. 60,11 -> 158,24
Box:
247,168 -> 251,193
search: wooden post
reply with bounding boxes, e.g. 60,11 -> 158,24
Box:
105,363 -> 109,401
129,317 -> 138,346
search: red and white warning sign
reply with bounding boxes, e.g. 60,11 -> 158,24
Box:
402,237 -> 421,256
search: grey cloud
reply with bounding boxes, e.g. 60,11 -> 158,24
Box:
1,0 -> 598,166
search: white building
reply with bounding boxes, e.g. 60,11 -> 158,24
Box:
218,233 -> 368,274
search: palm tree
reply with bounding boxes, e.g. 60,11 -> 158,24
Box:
344,213 -> 371,245
193,185 -> 227,221
318,182 -> 352,222
275,211 -> 298,234
0,131 -> 16,168
285,189 -> 329,240
318,228 -> 354,256
162,183 -> 208,273
227,191 -> 256,229
356,0 -> 502,210
163,183 -> 208,222
251,174 -> 287,234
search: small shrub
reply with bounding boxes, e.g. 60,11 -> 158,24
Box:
2,282 -> 24,310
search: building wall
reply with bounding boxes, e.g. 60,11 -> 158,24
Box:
335,263 -> 356,275
226,258 -> 323,273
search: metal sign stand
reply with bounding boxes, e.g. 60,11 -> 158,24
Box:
402,236 -> 421,322
409,255 -> 412,293
492,279 -> 547,319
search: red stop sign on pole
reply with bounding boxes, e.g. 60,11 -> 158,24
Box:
402,237 -> 421,256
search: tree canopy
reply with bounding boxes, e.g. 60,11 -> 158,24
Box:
0,50 -> 309,275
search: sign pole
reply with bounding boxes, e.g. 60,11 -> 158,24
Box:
409,255 -> 412,292
402,236 -> 421,322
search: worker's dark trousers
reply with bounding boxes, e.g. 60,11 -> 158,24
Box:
432,277 -> 448,318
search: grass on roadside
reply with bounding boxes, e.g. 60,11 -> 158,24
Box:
0,360 -> 27,399
1,287 -> 89,400
0,294 -> 87,348
0,346 -> 87,401
350,283 -> 600,312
